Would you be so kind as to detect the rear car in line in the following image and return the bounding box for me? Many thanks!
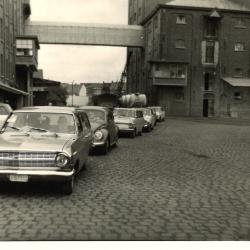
[0,106,93,195]
[148,106,166,122]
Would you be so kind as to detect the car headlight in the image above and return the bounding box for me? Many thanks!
[94,131,104,141]
[55,153,70,168]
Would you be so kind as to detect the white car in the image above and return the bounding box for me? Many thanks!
[0,103,12,129]
[148,106,166,122]
[114,108,145,138]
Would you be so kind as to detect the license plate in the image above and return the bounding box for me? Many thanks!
[9,175,29,183]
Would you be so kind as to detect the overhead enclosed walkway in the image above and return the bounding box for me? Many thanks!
[25,21,145,47]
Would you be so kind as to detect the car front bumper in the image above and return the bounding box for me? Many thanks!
[92,141,106,148]
[0,169,75,183]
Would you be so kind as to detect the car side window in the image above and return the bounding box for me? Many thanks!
[108,112,114,122]
[79,113,91,133]
[75,114,83,133]
[82,113,91,129]
[0,107,8,115]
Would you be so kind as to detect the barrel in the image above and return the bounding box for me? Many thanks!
[119,94,147,108]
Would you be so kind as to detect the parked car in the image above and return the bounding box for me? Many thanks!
[139,108,157,132]
[0,106,93,195]
[0,103,12,129]
[79,106,119,154]
[114,108,145,138]
[149,108,158,126]
[148,106,166,122]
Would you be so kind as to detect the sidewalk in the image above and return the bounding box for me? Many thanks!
[167,116,250,126]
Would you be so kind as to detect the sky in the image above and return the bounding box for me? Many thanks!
[30,0,128,84]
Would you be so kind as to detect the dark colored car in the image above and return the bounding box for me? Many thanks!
[79,106,119,154]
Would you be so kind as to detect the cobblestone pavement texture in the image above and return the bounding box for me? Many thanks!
[0,119,250,241]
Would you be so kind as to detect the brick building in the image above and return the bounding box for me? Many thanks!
[127,0,250,118]
[0,0,39,109]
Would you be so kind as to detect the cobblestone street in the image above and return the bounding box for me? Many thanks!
[0,118,250,241]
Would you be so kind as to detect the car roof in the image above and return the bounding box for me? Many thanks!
[0,103,13,112]
[14,106,78,114]
[115,108,137,111]
[78,106,109,112]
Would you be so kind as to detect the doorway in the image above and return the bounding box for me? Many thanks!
[203,94,215,117]
[203,99,209,117]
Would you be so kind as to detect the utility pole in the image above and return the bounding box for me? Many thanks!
[72,80,75,107]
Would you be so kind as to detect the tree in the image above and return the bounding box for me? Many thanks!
[46,86,68,106]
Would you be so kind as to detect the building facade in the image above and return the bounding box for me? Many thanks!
[127,0,250,118]
[0,0,39,109]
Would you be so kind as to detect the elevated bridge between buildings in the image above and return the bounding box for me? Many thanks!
[25,21,145,48]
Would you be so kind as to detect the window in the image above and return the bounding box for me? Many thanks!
[234,68,244,78]
[168,64,186,78]
[0,107,8,115]
[206,18,218,37]
[175,39,186,49]
[233,18,246,28]
[205,41,215,63]
[234,42,245,51]
[138,8,142,16]
[176,15,187,24]
[76,115,83,133]
[175,92,185,101]
[234,92,242,100]
[154,15,158,29]
[16,39,33,56]
[204,73,214,91]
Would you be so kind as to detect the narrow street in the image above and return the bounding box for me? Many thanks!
[0,119,249,241]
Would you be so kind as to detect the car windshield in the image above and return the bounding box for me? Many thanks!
[143,109,152,116]
[114,109,136,118]
[3,112,76,134]
[154,107,161,112]
[84,110,106,125]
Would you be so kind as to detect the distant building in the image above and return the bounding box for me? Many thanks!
[127,0,250,118]
[63,83,89,107]
[32,70,61,106]
[0,0,39,109]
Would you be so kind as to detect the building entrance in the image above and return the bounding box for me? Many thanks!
[203,94,215,117]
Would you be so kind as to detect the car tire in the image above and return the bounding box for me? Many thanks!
[61,177,74,195]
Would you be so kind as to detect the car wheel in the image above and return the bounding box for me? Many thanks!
[61,177,74,195]
[101,140,110,155]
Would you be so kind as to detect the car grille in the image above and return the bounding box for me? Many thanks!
[0,152,56,168]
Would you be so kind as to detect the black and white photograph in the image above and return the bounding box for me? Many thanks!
[0,0,250,244]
